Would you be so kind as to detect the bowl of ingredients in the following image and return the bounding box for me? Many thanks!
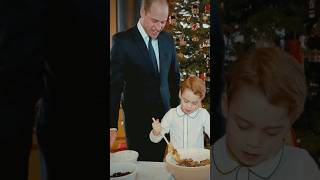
[110,162,137,180]
[165,148,210,180]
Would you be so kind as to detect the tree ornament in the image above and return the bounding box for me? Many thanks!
[179,35,187,46]
[186,15,192,22]
[202,15,209,23]
[169,13,177,26]
[192,4,199,15]
[177,52,184,61]
[204,3,210,14]
[192,36,199,42]
[191,23,200,30]
[199,73,206,81]
[308,0,316,18]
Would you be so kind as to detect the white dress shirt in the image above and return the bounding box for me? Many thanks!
[149,105,210,149]
[137,20,160,72]
[211,136,320,180]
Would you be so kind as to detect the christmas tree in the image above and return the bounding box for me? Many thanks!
[165,0,211,110]
[218,0,305,65]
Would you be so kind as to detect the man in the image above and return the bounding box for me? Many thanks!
[110,0,180,161]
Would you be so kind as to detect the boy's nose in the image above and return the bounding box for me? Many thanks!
[246,133,263,148]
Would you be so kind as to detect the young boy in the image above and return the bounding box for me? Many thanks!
[212,47,320,179]
[150,75,210,150]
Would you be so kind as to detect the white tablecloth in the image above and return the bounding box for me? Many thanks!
[135,161,173,180]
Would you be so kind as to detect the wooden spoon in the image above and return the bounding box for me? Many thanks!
[170,145,181,163]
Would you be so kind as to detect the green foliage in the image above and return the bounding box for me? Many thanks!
[166,0,210,75]
[166,0,211,111]
[221,0,305,44]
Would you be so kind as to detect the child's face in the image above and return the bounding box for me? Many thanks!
[222,85,292,166]
[180,88,202,114]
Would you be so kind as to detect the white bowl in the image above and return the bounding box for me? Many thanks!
[165,148,210,180]
[110,150,139,164]
[110,162,137,180]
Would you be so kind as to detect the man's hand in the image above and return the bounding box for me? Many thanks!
[110,129,118,148]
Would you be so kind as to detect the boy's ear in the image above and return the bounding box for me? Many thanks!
[221,92,229,119]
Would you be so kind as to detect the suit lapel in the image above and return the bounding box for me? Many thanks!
[131,26,157,74]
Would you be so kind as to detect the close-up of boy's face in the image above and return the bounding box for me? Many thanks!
[222,85,292,166]
[180,88,202,114]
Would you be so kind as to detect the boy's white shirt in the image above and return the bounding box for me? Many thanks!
[211,136,320,180]
[149,105,210,149]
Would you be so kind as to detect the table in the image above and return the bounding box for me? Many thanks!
[135,161,173,180]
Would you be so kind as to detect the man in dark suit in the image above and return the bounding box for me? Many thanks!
[110,0,180,161]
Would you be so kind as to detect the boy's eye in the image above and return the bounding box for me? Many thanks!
[265,129,282,137]
[237,123,251,130]
[234,116,252,130]
[235,119,251,130]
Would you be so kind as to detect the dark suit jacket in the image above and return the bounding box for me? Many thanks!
[110,26,180,129]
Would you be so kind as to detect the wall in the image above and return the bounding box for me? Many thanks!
[110,0,117,47]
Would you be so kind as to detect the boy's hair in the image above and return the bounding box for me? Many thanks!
[141,0,169,13]
[225,47,307,121]
[181,75,206,100]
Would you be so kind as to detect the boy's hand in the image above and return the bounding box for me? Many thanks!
[152,118,162,136]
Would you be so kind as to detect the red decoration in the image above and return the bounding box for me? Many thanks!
[199,73,206,81]
[191,23,200,31]
[118,142,127,151]
[287,39,303,64]
[205,4,210,14]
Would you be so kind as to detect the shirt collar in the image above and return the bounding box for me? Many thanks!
[176,105,200,119]
[137,19,150,40]
[213,135,284,179]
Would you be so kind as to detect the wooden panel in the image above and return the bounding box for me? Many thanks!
[110,0,117,47]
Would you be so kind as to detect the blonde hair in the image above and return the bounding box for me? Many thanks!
[225,47,307,121]
[181,75,206,100]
